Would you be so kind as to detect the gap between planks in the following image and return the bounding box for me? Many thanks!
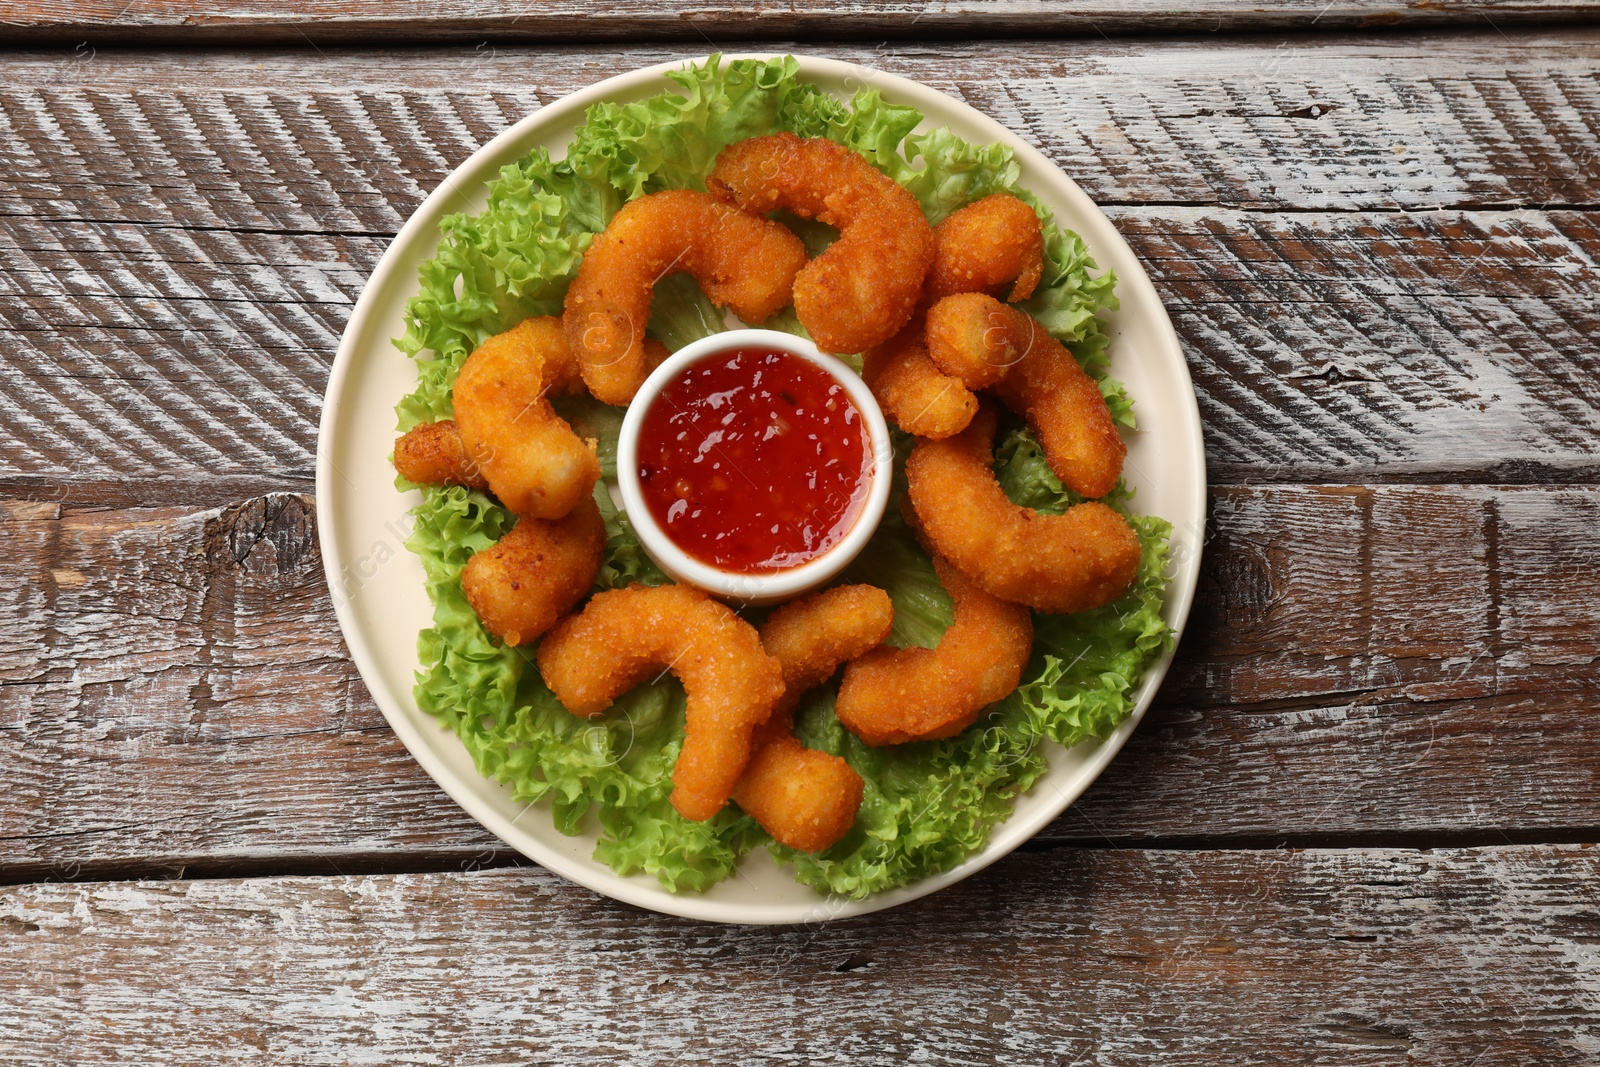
[8,1,1600,45]
[5,826,1600,892]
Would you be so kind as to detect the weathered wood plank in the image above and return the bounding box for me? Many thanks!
[1066,482,1600,843]
[7,0,1600,44]
[4,34,1600,223]
[1,846,1596,1063]
[4,205,1595,498]
[2,36,1598,496]
[0,219,372,495]
[0,494,497,881]
[1119,206,1600,484]
[2,485,1595,878]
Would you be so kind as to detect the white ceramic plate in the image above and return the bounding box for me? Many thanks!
[317,54,1205,925]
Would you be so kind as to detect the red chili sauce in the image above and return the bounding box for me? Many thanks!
[636,346,872,573]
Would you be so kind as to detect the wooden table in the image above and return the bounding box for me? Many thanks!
[3,4,1598,1062]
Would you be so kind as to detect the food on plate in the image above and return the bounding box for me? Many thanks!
[732,584,893,851]
[400,322,607,646]
[563,188,808,404]
[757,586,896,711]
[396,56,1174,900]
[835,558,1032,745]
[924,291,1019,391]
[905,403,1141,614]
[708,132,934,354]
[860,317,978,440]
[634,344,872,572]
[536,583,785,822]
[452,316,602,519]
[459,495,605,646]
[393,419,486,489]
[925,193,1044,304]
[925,293,1125,499]
[860,194,1042,437]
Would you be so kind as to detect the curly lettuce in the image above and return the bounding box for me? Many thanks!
[396,54,1172,899]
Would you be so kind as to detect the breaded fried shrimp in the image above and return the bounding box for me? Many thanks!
[708,133,934,354]
[926,194,1044,303]
[834,559,1032,746]
[393,419,487,489]
[460,495,604,646]
[857,195,1039,439]
[453,316,602,520]
[563,188,807,404]
[537,584,785,822]
[860,318,977,439]
[512,313,586,395]
[922,291,1017,391]
[735,736,865,853]
[904,404,1141,614]
[925,293,1125,499]
[759,585,896,705]
[732,585,893,852]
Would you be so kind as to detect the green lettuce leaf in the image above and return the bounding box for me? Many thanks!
[592,481,667,591]
[776,684,1047,898]
[395,149,605,429]
[407,484,745,891]
[646,273,726,351]
[842,506,952,650]
[568,56,847,197]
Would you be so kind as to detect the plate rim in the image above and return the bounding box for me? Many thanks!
[317,51,1206,925]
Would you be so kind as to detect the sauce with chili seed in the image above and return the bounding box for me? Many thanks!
[635,347,872,573]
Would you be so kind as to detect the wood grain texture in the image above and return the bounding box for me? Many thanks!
[0,25,1593,1049]
[3,485,1596,879]
[0,493,497,882]
[0,219,373,497]
[1064,482,1600,844]
[1118,207,1600,483]
[6,0,1600,44]
[3,207,1597,494]
[2,846,1597,1063]
[7,35,1600,215]
[2,36,1599,497]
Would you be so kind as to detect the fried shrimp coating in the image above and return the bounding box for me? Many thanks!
[860,317,977,439]
[393,419,487,489]
[904,404,1141,615]
[924,294,1125,498]
[460,495,604,647]
[732,585,892,852]
[563,188,807,404]
[708,132,934,354]
[925,194,1044,304]
[834,559,1032,747]
[759,585,897,706]
[922,291,1020,391]
[856,195,1041,439]
[537,583,785,822]
[452,316,601,520]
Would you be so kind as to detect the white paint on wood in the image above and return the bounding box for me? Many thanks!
[0,846,1596,1063]
[4,205,1598,486]
[3,35,1600,212]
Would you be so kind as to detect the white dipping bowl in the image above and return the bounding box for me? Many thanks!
[616,328,893,606]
